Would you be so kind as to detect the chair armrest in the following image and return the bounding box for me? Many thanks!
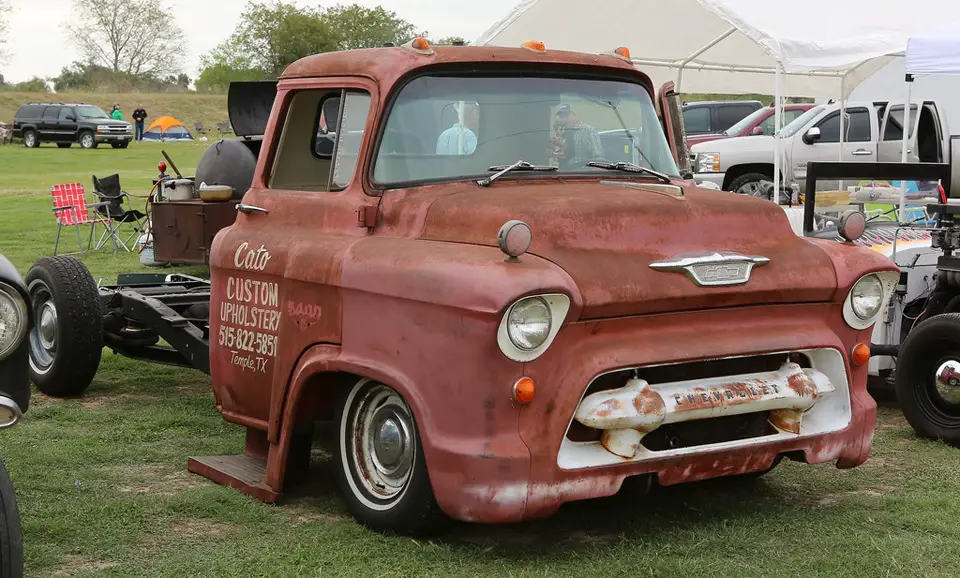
[52,205,76,213]
[87,201,111,210]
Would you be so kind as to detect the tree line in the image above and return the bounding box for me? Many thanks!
[0,0,467,93]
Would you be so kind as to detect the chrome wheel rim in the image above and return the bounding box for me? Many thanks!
[935,359,960,404]
[24,133,35,147]
[346,383,415,503]
[737,181,763,196]
[81,134,93,148]
[28,280,56,375]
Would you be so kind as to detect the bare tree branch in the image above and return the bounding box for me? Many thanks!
[64,0,187,78]
[0,0,12,66]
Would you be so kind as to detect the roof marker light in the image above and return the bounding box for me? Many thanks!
[614,46,631,59]
[403,37,434,55]
[521,40,546,52]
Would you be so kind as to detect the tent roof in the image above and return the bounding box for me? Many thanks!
[146,116,186,132]
[906,24,960,76]
[475,0,960,98]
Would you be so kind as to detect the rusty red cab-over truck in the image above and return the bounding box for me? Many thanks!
[25,38,899,535]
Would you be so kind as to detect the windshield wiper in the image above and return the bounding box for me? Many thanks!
[477,160,557,187]
[587,160,672,184]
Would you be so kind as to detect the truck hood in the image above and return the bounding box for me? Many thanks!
[414,180,838,319]
[690,135,775,154]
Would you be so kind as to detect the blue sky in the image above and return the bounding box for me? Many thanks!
[3,0,519,83]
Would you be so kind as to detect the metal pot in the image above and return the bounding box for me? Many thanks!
[199,183,234,202]
[162,178,195,201]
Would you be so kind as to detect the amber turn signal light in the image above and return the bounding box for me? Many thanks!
[521,40,546,52]
[411,37,430,51]
[614,46,631,59]
[513,377,536,404]
[852,343,871,366]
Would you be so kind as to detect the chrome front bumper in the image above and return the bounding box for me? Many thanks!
[559,348,852,469]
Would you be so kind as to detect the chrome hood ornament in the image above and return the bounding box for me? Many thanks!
[650,251,770,287]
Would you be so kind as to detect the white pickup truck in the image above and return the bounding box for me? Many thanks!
[690,100,955,195]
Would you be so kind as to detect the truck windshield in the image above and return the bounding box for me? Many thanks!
[779,105,825,138]
[372,74,680,186]
[723,107,768,136]
[75,106,110,119]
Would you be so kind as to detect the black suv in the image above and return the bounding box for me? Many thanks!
[681,99,764,135]
[13,103,132,149]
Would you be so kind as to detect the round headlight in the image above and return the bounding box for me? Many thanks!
[0,283,28,360]
[850,274,884,320]
[507,297,552,351]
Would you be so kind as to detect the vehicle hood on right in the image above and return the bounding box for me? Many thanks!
[412,179,846,320]
[690,134,775,154]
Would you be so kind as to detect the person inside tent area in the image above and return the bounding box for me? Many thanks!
[553,103,603,169]
[111,104,124,121]
[132,104,148,142]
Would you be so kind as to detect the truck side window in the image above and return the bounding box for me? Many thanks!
[683,107,711,134]
[816,109,870,143]
[331,92,372,189]
[883,105,919,141]
[268,89,371,192]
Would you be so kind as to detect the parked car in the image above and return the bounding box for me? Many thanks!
[682,99,763,136]
[686,103,815,147]
[0,252,31,577]
[690,99,952,195]
[12,103,132,149]
[26,40,897,537]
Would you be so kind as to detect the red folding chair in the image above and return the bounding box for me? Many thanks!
[50,183,115,255]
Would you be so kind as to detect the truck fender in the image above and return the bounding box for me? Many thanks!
[266,343,434,489]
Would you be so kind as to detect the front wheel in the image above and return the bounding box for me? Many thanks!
[26,256,103,397]
[728,172,771,197]
[79,131,97,149]
[21,130,37,148]
[894,313,960,446]
[335,379,443,536]
[0,460,23,577]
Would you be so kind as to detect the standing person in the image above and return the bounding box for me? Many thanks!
[132,104,148,142]
[554,103,603,169]
[110,104,124,121]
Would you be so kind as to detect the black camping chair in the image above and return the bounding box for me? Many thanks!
[91,174,148,254]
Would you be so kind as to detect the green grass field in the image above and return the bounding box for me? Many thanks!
[3,142,960,577]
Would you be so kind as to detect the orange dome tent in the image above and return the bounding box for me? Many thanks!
[142,116,194,141]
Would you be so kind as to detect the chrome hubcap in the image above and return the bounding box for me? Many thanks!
[25,133,34,146]
[82,135,92,147]
[935,360,960,404]
[738,181,762,196]
[28,280,56,374]
[348,384,415,501]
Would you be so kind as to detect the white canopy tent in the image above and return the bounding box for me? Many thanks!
[476,0,960,198]
[892,24,960,219]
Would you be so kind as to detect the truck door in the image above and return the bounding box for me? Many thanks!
[57,107,77,144]
[39,106,60,142]
[657,81,689,173]
[208,80,376,430]
[878,104,920,163]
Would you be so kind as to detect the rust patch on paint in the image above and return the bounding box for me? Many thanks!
[787,372,817,398]
[595,398,623,417]
[770,408,802,434]
[632,386,666,422]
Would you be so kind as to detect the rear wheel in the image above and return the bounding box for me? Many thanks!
[335,379,443,536]
[21,130,37,148]
[25,256,103,397]
[894,313,960,446]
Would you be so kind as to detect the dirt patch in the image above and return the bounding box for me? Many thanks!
[80,393,165,409]
[816,488,892,507]
[289,511,350,525]
[109,464,211,497]
[52,555,120,576]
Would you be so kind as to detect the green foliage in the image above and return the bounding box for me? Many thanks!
[432,36,470,46]
[0,77,49,92]
[50,62,190,93]
[323,4,423,50]
[195,2,427,89]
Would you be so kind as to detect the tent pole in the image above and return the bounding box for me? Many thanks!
[675,27,736,92]
[899,74,914,223]
[774,63,782,203]
[839,76,845,162]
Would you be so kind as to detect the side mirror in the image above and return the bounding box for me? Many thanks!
[803,127,821,145]
[751,126,764,135]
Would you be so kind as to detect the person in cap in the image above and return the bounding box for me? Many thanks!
[554,103,603,169]
[132,104,148,141]
[110,104,124,121]
[436,102,479,155]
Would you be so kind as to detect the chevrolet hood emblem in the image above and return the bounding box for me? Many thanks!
[650,251,770,287]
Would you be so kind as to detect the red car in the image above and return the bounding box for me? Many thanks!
[687,104,815,147]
